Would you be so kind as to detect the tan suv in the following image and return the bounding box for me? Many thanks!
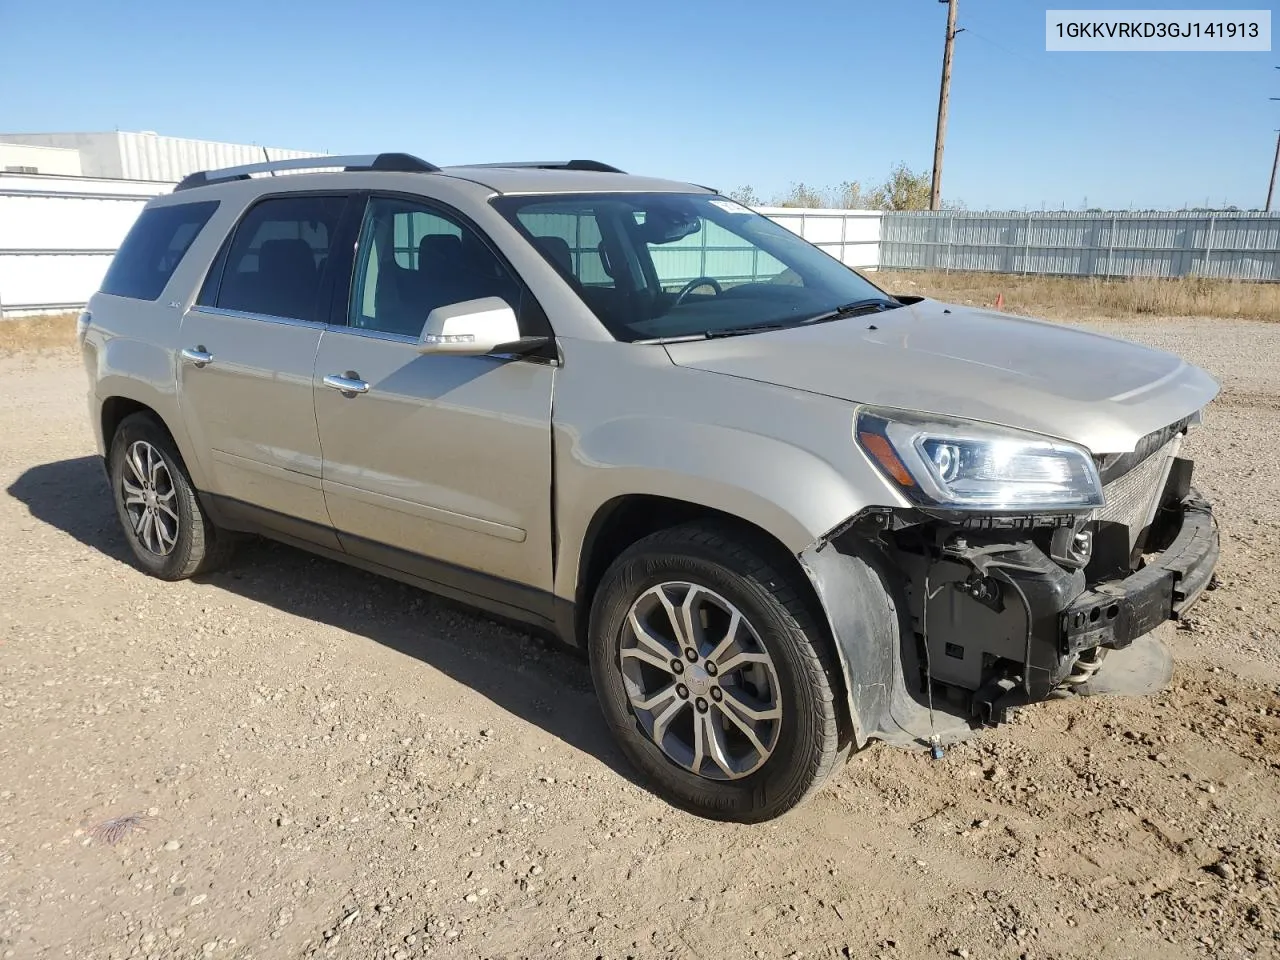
[82,153,1220,821]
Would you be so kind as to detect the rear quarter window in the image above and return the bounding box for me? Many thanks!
[99,200,220,301]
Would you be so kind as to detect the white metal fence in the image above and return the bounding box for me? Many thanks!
[879,210,1280,281]
[0,173,171,315]
[753,206,882,272]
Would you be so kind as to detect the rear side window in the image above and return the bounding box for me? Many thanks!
[208,195,346,322]
[100,200,219,301]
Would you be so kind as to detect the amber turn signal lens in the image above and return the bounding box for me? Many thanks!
[858,431,916,487]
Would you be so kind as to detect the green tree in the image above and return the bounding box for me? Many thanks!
[833,180,887,210]
[877,163,933,211]
[734,165,953,211]
[774,182,830,208]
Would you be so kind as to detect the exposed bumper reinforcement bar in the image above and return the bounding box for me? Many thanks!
[1062,491,1219,655]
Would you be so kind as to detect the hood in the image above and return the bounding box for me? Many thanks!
[663,299,1219,453]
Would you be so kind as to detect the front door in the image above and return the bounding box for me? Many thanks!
[313,195,556,616]
[177,193,350,545]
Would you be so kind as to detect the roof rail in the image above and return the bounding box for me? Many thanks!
[173,152,439,191]
[452,160,626,174]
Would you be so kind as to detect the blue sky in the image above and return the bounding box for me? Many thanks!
[1,0,1276,209]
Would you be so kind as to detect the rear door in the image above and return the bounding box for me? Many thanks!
[312,193,556,617]
[177,192,351,546]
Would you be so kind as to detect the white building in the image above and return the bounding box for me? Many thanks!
[0,142,83,176]
[0,131,325,182]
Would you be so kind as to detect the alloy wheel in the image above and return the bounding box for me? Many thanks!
[120,440,179,556]
[619,582,782,780]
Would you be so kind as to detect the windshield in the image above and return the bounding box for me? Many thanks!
[492,193,892,342]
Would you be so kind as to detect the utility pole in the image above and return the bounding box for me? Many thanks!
[930,0,960,211]
[1269,71,1280,211]
[1267,130,1280,212]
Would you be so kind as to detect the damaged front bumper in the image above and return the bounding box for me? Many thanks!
[800,464,1219,749]
[1062,491,1217,655]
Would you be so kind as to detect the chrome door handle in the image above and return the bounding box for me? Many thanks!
[323,373,370,395]
[180,346,213,367]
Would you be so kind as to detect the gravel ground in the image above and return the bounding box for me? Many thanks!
[0,317,1277,960]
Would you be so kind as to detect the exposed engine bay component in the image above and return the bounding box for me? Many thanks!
[1063,646,1108,686]
[800,435,1218,750]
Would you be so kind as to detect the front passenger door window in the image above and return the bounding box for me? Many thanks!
[349,197,522,338]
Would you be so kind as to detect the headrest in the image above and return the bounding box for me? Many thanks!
[533,235,573,274]
[418,233,464,269]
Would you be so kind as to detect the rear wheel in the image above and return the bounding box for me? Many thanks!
[108,413,233,580]
[589,522,844,822]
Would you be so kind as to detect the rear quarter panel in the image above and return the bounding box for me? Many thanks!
[87,293,203,479]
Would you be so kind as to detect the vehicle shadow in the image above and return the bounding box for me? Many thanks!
[7,454,137,564]
[6,456,643,790]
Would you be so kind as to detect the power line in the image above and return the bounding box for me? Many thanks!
[961,25,1073,83]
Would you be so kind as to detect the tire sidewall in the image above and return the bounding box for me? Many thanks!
[590,539,834,822]
[109,417,201,579]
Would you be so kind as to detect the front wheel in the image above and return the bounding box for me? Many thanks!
[588,522,845,822]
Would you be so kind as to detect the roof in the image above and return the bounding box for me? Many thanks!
[438,165,710,195]
[167,152,712,198]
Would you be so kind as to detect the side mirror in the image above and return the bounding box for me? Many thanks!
[417,297,522,356]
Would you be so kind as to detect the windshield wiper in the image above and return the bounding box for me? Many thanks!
[647,298,904,343]
[701,322,790,340]
[797,297,904,326]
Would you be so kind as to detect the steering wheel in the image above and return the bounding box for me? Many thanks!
[672,276,723,307]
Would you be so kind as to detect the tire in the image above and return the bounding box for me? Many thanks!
[108,412,233,580]
[588,521,844,822]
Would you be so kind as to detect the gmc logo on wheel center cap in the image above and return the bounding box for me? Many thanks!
[686,664,712,696]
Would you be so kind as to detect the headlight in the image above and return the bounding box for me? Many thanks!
[855,407,1103,510]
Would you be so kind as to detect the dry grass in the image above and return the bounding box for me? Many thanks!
[877,271,1280,322]
[0,311,79,354]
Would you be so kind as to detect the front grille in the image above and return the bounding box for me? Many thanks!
[1098,437,1180,554]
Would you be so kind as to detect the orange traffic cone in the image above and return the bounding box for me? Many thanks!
[995,293,1005,311]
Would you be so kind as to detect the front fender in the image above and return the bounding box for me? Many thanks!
[551,337,908,606]
[554,415,871,604]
